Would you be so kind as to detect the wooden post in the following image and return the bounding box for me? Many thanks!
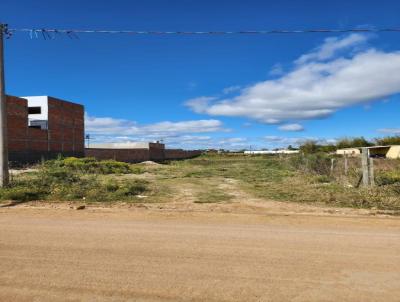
[361,148,369,187]
[369,157,375,187]
[330,158,335,176]
[0,24,9,187]
[344,155,348,176]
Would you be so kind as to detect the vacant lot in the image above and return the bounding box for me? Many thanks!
[2,154,400,213]
[1,156,399,301]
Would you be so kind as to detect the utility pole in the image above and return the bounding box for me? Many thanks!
[85,134,90,148]
[0,23,9,186]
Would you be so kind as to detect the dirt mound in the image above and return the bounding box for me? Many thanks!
[140,161,161,165]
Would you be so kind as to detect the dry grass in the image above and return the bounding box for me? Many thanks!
[144,154,400,211]
[2,154,400,211]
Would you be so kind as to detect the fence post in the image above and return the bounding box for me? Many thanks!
[330,158,335,175]
[361,148,370,187]
[369,157,375,187]
[344,155,348,176]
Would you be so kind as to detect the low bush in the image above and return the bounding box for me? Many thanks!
[289,153,332,176]
[0,187,44,202]
[44,157,143,175]
[0,163,149,202]
[376,171,400,186]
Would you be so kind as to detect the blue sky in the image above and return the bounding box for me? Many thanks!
[2,0,400,149]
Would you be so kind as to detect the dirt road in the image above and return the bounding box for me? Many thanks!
[0,207,399,302]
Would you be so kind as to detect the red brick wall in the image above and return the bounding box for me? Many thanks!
[47,96,84,154]
[86,147,201,163]
[85,148,150,163]
[165,149,202,160]
[6,95,84,163]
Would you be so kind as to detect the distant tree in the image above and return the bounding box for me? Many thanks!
[318,144,336,153]
[287,145,297,150]
[299,140,319,154]
[375,136,400,146]
[336,137,373,149]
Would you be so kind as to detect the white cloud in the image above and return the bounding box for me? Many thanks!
[269,63,284,76]
[165,136,248,150]
[295,33,368,64]
[219,137,247,144]
[85,114,225,141]
[263,135,335,147]
[222,85,241,94]
[377,128,400,135]
[264,136,302,145]
[278,123,304,132]
[186,34,400,125]
[185,96,217,113]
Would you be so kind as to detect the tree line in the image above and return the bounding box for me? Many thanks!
[298,136,400,154]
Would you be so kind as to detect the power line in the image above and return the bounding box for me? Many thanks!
[3,26,400,39]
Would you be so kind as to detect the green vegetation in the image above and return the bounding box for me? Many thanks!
[1,157,147,202]
[44,156,143,174]
[376,136,400,146]
[158,154,400,211]
[335,137,374,149]
[297,135,400,155]
[1,154,399,212]
[194,189,233,203]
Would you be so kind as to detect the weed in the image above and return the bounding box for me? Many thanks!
[195,189,233,203]
[44,157,143,175]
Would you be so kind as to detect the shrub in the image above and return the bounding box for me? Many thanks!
[336,137,373,149]
[314,175,332,183]
[0,187,44,202]
[290,153,332,175]
[44,157,142,174]
[0,162,149,202]
[115,180,148,197]
[375,136,400,146]
[376,171,400,186]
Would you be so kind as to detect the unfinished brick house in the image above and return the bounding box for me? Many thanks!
[7,95,84,164]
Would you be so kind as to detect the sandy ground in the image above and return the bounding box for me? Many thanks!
[0,205,400,302]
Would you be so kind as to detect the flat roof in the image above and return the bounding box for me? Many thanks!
[338,145,400,150]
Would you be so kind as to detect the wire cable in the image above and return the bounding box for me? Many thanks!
[4,26,400,39]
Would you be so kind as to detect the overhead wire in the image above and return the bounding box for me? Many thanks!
[2,26,400,39]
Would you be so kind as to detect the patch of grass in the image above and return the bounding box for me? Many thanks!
[0,187,45,202]
[3,154,400,211]
[1,163,149,202]
[44,157,143,175]
[160,154,400,211]
[376,171,400,186]
[194,189,233,204]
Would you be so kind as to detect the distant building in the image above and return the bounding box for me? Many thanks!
[336,148,361,157]
[244,150,299,155]
[7,95,84,164]
[86,141,201,163]
[336,146,400,159]
[88,141,165,150]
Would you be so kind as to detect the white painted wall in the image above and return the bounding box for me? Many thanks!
[88,142,151,149]
[244,150,299,155]
[23,96,49,121]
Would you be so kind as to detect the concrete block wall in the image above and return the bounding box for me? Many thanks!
[165,149,202,160]
[6,95,85,164]
[85,148,150,163]
[86,146,202,163]
[47,96,85,154]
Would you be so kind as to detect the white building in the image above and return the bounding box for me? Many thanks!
[87,141,165,149]
[23,96,49,130]
[244,150,299,155]
[336,145,400,159]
